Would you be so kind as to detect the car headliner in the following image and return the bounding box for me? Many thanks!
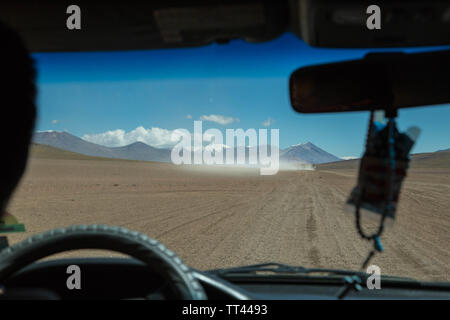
[1,0,450,53]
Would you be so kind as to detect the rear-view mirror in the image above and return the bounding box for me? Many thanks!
[289,50,450,113]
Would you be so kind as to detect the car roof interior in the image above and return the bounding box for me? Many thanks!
[1,0,450,52]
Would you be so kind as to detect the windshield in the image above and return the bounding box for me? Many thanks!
[6,33,450,283]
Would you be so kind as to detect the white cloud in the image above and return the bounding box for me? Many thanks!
[81,126,220,149]
[199,114,239,125]
[82,126,184,148]
[51,120,59,124]
[262,118,275,127]
[341,156,359,160]
[186,114,193,119]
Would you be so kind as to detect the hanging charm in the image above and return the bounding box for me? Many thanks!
[346,108,419,270]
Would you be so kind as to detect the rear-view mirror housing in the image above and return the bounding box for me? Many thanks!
[289,50,450,113]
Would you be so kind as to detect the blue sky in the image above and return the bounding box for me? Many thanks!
[33,33,450,158]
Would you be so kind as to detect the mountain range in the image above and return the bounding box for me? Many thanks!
[33,131,343,165]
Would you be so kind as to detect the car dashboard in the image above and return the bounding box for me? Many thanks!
[2,258,450,300]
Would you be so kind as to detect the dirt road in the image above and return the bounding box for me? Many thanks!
[7,158,450,281]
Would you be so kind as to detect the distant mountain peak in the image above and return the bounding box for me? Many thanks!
[280,142,341,164]
[289,141,314,147]
[128,141,149,147]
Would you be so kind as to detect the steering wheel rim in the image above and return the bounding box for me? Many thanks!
[0,224,207,300]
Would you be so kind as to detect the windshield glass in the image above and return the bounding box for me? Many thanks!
[7,33,450,283]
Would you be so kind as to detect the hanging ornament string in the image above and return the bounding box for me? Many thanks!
[355,109,396,270]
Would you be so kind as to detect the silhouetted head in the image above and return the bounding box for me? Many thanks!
[0,22,36,216]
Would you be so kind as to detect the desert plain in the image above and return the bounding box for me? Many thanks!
[6,145,450,282]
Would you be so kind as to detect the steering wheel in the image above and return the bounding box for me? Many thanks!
[0,225,207,300]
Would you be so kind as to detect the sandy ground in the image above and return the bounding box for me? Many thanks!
[6,158,450,282]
